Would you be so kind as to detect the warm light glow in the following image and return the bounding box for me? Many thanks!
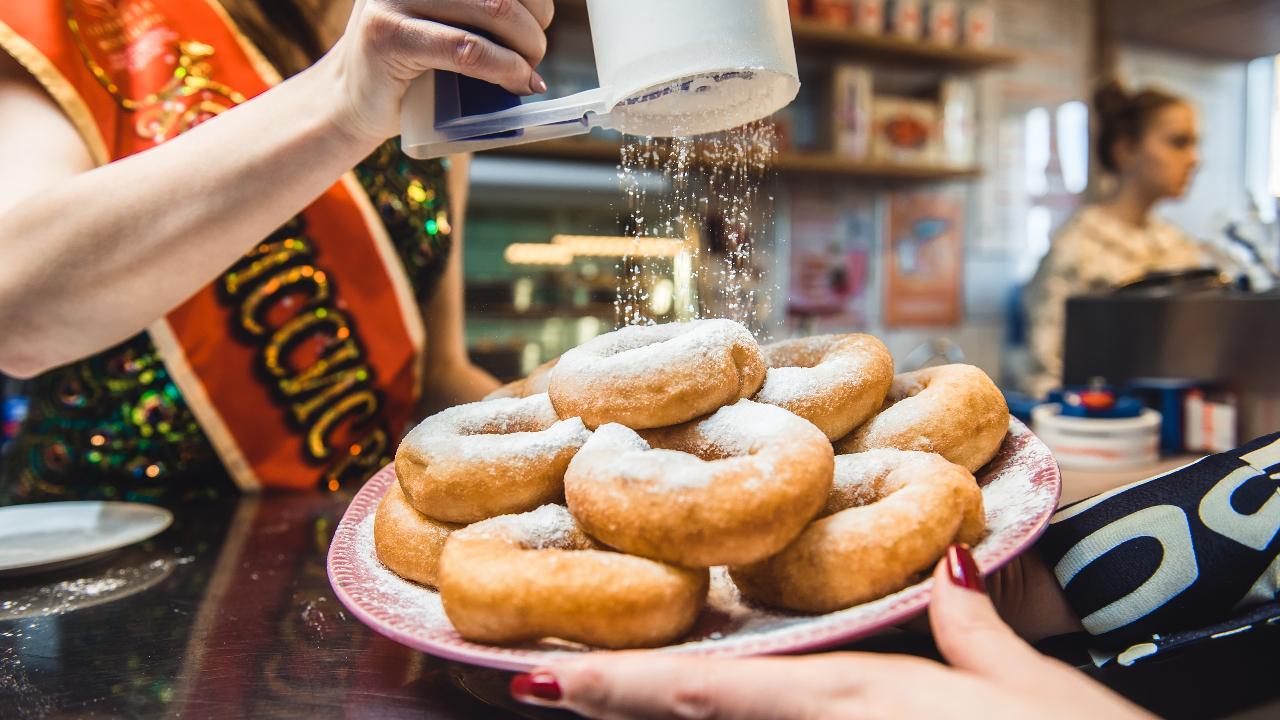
[551,235,691,258]
[576,316,602,345]
[1272,55,1280,198]
[521,343,541,375]
[1025,107,1050,196]
[503,243,573,266]
[505,236,696,267]
[673,250,696,319]
[407,180,428,204]
[513,277,535,311]
[1057,101,1089,194]
[650,279,675,316]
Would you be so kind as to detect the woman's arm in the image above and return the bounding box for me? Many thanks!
[418,153,500,416]
[0,50,381,377]
[0,0,553,378]
[0,53,94,207]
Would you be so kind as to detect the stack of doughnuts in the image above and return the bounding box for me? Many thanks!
[374,318,1010,649]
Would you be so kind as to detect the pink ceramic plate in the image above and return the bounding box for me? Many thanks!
[328,418,1060,672]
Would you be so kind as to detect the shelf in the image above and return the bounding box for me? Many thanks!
[491,138,982,182]
[789,18,1019,70]
[551,1,1018,72]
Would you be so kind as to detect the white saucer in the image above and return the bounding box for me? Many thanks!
[0,501,173,577]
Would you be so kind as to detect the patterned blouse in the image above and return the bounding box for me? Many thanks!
[0,141,452,505]
[1021,205,1210,397]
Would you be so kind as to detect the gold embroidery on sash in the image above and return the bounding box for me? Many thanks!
[221,238,391,485]
[67,0,243,140]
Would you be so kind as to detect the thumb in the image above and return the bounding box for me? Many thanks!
[929,544,1050,683]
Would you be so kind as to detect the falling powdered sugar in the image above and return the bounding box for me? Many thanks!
[614,122,778,334]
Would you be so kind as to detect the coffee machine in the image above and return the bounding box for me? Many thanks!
[1063,283,1280,444]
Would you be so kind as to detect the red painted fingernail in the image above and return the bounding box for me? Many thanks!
[947,544,984,593]
[510,672,562,702]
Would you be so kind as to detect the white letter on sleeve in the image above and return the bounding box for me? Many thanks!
[1199,466,1280,552]
[1055,504,1198,635]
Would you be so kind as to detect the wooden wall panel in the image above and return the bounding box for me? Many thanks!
[1106,0,1280,60]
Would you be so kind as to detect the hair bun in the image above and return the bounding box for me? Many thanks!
[1093,80,1132,122]
[1092,79,1183,174]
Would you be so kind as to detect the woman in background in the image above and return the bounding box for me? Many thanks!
[1022,81,1211,398]
[0,0,556,503]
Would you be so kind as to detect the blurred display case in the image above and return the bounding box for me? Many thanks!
[462,157,728,380]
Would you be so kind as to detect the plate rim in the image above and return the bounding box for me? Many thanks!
[328,418,1061,671]
[0,501,174,574]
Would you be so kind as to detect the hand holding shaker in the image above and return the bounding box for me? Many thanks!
[401,0,802,159]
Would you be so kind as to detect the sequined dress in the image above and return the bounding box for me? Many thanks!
[0,141,452,505]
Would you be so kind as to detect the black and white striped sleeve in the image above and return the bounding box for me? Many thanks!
[1036,433,1280,666]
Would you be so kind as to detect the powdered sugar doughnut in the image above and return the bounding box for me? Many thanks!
[373,480,460,588]
[835,364,1009,472]
[548,319,766,429]
[395,394,591,524]
[484,358,558,401]
[438,505,709,648]
[754,334,894,440]
[730,449,985,613]
[564,400,833,567]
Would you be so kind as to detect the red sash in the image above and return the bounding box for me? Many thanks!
[0,0,426,491]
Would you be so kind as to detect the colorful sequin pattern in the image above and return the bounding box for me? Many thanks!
[356,142,455,301]
[0,142,452,505]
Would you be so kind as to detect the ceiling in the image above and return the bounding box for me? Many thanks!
[1104,0,1280,60]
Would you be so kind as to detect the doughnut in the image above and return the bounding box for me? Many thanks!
[373,480,461,588]
[395,394,591,524]
[729,449,985,613]
[484,358,558,400]
[834,364,1009,472]
[547,319,766,429]
[754,334,894,441]
[564,400,833,568]
[438,505,709,648]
